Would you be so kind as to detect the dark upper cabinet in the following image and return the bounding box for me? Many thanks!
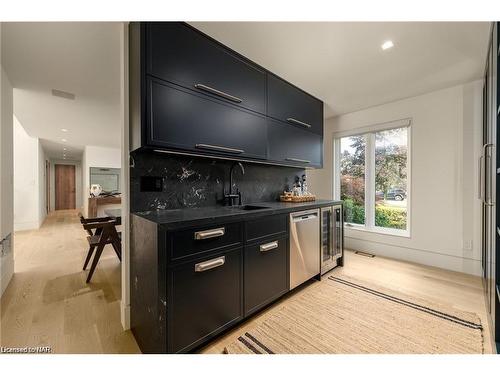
[267,118,323,168]
[148,78,267,160]
[146,23,266,115]
[130,22,324,169]
[267,74,323,135]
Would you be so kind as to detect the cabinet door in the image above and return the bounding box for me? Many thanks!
[244,237,288,316]
[268,74,323,135]
[267,118,322,168]
[146,22,266,114]
[169,248,242,353]
[148,78,267,160]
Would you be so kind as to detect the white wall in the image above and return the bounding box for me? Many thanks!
[308,81,483,276]
[13,116,45,231]
[1,60,15,296]
[82,145,121,217]
[49,159,83,212]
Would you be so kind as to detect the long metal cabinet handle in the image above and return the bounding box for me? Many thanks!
[260,241,279,252]
[285,157,311,164]
[194,227,225,240]
[478,156,483,200]
[196,144,244,154]
[484,143,495,206]
[194,84,242,103]
[292,214,318,222]
[287,117,312,128]
[195,256,225,272]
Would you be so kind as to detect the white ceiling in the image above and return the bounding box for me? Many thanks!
[1,22,491,160]
[1,22,121,161]
[39,138,83,161]
[191,22,491,117]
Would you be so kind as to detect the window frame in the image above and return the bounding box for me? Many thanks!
[333,118,412,238]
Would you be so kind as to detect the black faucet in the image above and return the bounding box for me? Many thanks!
[225,162,245,206]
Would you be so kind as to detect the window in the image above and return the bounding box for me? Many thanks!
[374,128,408,230]
[340,136,366,225]
[335,122,410,235]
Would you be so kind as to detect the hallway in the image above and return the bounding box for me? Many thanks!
[0,210,139,353]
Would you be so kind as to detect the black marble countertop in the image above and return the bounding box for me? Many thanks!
[132,199,341,229]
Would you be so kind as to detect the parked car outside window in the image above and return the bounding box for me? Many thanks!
[386,188,406,201]
[376,189,406,201]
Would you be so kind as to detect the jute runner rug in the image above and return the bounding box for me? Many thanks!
[224,275,484,354]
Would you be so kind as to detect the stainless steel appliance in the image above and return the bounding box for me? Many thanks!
[289,209,320,290]
[321,205,343,275]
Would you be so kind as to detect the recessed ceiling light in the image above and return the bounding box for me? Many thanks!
[63,148,67,151]
[61,139,67,142]
[381,40,394,50]
[61,128,68,132]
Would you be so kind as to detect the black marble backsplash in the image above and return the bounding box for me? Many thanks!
[130,151,305,212]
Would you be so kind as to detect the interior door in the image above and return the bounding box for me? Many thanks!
[45,160,50,213]
[55,164,76,210]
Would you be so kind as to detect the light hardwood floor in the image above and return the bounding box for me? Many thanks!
[0,209,140,353]
[0,210,492,354]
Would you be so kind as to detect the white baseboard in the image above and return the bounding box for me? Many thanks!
[14,220,40,232]
[346,237,482,276]
[121,301,131,330]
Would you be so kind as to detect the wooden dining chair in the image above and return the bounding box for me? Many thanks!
[79,214,122,283]
[79,214,110,268]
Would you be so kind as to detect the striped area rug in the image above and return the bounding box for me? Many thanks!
[224,275,484,354]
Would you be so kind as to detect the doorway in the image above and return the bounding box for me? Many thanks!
[55,164,76,210]
[45,160,50,214]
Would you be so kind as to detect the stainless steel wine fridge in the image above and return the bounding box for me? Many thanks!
[320,204,344,275]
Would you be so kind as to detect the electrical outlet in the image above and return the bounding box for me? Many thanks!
[463,240,473,251]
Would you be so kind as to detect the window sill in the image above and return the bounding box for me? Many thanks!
[344,224,410,238]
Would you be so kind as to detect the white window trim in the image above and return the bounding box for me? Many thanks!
[333,118,412,238]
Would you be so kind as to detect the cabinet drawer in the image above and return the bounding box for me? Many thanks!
[268,74,323,135]
[244,237,288,315]
[168,222,243,261]
[246,214,287,243]
[146,22,266,114]
[267,117,322,168]
[147,78,268,160]
[169,247,243,353]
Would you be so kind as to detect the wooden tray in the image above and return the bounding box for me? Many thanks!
[280,195,316,203]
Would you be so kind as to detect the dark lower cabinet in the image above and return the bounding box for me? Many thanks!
[131,204,342,353]
[168,221,243,261]
[267,117,322,168]
[168,247,243,353]
[244,237,288,316]
[148,78,268,160]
